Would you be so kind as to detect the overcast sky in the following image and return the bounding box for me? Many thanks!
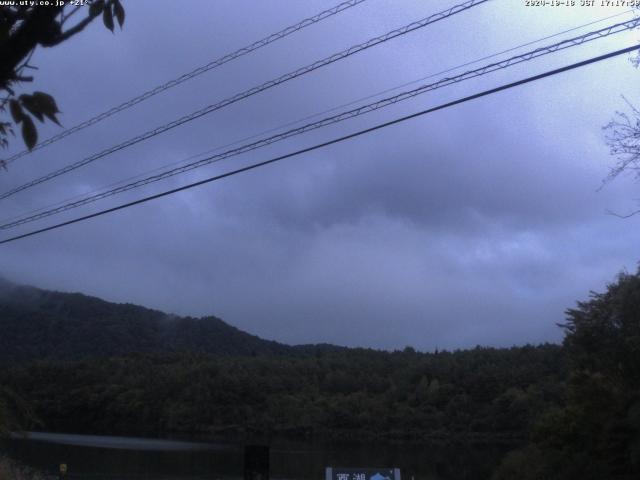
[1,0,639,351]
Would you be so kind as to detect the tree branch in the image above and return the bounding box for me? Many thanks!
[60,4,83,27]
[51,11,102,46]
[605,208,640,219]
[0,6,63,84]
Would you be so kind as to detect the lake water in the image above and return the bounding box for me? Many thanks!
[0,432,511,480]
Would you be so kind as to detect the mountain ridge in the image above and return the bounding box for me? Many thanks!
[0,280,323,362]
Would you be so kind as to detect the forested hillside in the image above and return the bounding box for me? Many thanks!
[2,270,638,479]
[0,279,291,360]
[0,278,566,442]
[493,270,640,479]
[1,345,565,441]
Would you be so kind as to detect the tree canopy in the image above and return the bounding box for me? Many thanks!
[0,1,125,158]
[494,268,640,479]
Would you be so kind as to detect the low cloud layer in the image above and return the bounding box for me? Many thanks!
[1,0,638,350]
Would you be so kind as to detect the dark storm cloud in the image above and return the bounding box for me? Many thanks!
[1,0,639,350]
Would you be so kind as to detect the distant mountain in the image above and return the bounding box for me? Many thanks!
[0,280,570,455]
[0,280,295,361]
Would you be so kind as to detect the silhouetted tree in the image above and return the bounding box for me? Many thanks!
[494,268,640,479]
[0,1,125,157]
[604,100,640,217]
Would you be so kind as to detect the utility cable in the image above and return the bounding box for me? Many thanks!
[1,44,637,246]
[2,8,631,227]
[2,0,370,165]
[0,0,489,200]
[1,17,637,231]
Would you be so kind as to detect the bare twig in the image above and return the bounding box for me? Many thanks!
[605,208,640,218]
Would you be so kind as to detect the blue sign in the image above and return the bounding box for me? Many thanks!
[326,467,400,480]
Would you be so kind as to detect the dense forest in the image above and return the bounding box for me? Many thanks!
[492,269,640,479]
[0,345,565,441]
[0,268,639,479]
[0,277,564,442]
[0,278,292,360]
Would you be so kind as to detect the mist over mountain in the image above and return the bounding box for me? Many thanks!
[0,279,570,462]
[0,280,297,361]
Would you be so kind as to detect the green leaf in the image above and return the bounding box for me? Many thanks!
[113,0,125,28]
[9,100,23,124]
[89,0,105,17]
[29,109,45,122]
[21,115,37,150]
[31,91,61,125]
[31,91,59,113]
[19,95,45,123]
[103,5,114,32]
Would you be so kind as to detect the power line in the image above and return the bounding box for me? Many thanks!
[3,17,636,229]
[307,9,635,120]
[1,44,637,246]
[2,0,369,165]
[3,8,630,228]
[0,0,490,200]
[2,17,637,231]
